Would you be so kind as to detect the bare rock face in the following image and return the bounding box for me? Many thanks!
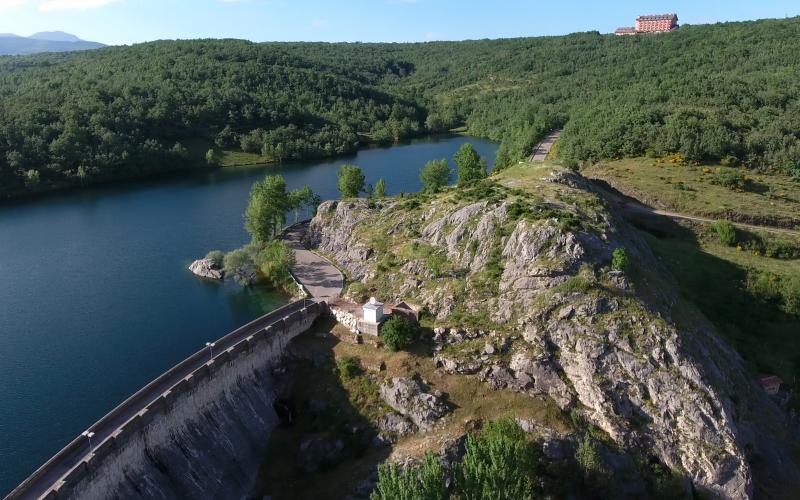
[376,412,416,439]
[379,378,450,431]
[480,352,574,410]
[188,258,223,280]
[307,199,377,281]
[305,169,799,498]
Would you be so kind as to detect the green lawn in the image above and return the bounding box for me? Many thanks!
[584,158,800,228]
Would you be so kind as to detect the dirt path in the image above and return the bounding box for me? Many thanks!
[529,130,562,161]
[590,179,800,237]
[283,223,344,301]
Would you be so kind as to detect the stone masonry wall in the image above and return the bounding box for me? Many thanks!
[46,303,322,500]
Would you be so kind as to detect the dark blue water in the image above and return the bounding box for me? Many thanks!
[0,135,497,494]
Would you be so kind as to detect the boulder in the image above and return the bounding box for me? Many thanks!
[379,378,450,431]
[376,412,416,438]
[434,354,482,375]
[188,258,223,280]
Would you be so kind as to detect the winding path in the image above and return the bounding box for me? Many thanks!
[589,179,800,237]
[284,222,344,300]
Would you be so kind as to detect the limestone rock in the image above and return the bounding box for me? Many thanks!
[305,166,799,498]
[188,258,223,280]
[376,412,416,438]
[379,378,450,431]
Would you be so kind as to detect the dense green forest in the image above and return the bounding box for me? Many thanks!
[2,16,800,197]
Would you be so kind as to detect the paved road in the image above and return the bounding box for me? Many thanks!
[589,178,800,237]
[8,299,314,500]
[283,223,344,301]
[529,130,562,161]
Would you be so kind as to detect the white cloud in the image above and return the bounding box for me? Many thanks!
[39,0,122,12]
[0,0,29,11]
[311,19,325,28]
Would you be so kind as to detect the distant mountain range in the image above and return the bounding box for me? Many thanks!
[0,31,105,56]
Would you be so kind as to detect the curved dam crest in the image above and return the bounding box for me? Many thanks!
[10,300,325,500]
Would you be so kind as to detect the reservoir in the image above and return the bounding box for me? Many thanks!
[0,135,497,494]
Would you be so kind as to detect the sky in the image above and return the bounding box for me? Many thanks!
[0,0,798,45]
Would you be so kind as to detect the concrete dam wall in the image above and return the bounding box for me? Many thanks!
[10,300,324,500]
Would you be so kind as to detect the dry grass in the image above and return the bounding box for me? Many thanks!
[584,158,800,227]
[255,317,570,499]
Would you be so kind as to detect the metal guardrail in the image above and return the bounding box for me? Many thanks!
[7,299,319,500]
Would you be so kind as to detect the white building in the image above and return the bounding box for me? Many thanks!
[362,297,385,324]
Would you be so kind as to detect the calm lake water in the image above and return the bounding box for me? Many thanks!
[0,135,497,494]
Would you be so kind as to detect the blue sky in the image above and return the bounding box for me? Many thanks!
[0,0,798,45]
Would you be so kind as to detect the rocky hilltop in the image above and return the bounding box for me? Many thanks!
[306,163,797,498]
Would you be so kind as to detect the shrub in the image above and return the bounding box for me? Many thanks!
[713,220,737,246]
[745,271,781,305]
[371,452,447,500]
[764,239,800,259]
[375,178,387,198]
[255,240,296,289]
[205,148,220,165]
[336,356,362,381]
[575,436,607,478]
[380,315,419,352]
[711,169,748,190]
[224,247,258,286]
[427,253,447,278]
[420,159,451,193]
[611,247,630,271]
[456,419,538,500]
[782,276,800,316]
[24,169,40,188]
[205,250,224,268]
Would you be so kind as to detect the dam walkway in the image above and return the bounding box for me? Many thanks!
[8,299,322,500]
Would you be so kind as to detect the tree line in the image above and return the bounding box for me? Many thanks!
[3,17,800,198]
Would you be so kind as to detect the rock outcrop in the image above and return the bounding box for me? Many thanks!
[306,167,799,498]
[188,258,224,280]
[379,377,450,431]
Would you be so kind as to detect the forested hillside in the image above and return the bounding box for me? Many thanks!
[0,40,423,197]
[2,17,800,198]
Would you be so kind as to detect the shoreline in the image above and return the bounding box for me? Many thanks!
[0,130,475,206]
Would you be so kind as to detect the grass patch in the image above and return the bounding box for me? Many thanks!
[640,224,800,391]
[584,158,800,228]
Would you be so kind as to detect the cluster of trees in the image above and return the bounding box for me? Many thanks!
[419,143,487,194]
[212,174,319,288]
[371,419,686,499]
[0,40,424,197]
[284,18,800,175]
[4,17,800,198]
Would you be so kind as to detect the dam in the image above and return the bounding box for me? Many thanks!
[8,299,326,500]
